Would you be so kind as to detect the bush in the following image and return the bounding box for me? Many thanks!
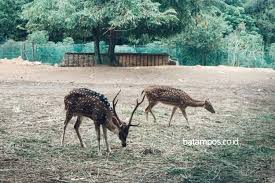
[63,37,74,44]
[27,31,49,44]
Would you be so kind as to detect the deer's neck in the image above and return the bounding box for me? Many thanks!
[105,116,122,134]
[105,121,120,134]
[188,99,205,107]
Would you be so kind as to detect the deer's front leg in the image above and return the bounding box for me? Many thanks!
[95,124,102,156]
[102,126,111,153]
[145,101,158,122]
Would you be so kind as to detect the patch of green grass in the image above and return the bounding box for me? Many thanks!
[167,167,189,175]
[50,145,97,159]
[12,137,50,158]
[108,149,142,164]
[163,112,274,182]
[165,138,273,182]
[257,113,275,123]
[13,137,49,144]
[166,151,199,164]
[10,137,97,160]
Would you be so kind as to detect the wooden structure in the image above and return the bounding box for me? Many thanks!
[116,53,169,67]
[62,52,171,67]
[62,53,96,67]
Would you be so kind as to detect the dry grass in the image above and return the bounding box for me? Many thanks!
[0,63,274,183]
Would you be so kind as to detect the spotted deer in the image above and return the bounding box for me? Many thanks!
[62,88,145,155]
[142,85,215,128]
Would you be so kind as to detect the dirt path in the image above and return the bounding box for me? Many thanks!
[0,60,274,182]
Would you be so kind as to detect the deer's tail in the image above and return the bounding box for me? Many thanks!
[64,95,70,110]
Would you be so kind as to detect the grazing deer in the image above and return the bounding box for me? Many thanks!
[142,85,215,128]
[62,88,145,155]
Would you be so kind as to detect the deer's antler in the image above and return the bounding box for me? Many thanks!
[128,95,145,127]
[112,90,122,123]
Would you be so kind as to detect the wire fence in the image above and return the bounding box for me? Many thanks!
[0,40,274,68]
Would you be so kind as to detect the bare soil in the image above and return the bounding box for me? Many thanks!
[0,59,274,183]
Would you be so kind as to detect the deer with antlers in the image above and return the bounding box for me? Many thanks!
[142,85,215,128]
[62,88,145,155]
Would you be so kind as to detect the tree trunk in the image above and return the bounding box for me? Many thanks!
[92,28,102,64]
[108,30,117,66]
[201,50,207,66]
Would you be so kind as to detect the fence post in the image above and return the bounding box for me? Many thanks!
[32,42,35,61]
[0,45,3,59]
[22,43,26,60]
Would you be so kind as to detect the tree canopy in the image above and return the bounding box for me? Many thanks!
[21,0,178,64]
[0,0,274,66]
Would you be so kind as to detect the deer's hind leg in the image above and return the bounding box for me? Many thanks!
[94,123,102,156]
[62,112,73,146]
[180,107,190,129]
[169,106,178,127]
[145,101,158,122]
[74,116,85,148]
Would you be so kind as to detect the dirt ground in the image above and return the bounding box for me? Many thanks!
[0,59,274,183]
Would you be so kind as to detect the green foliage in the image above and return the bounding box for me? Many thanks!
[27,30,49,44]
[225,23,265,67]
[0,39,23,59]
[21,0,179,64]
[270,43,275,58]
[105,0,178,29]
[244,0,275,48]
[22,0,81,42]
[181,15,229,51]
[224,5,257,32]
[0,0,30,42]
[156,0,200,30]
[63,37,74,44]
[21,0,178,42]
[166,14,230,65]
[0,0,274,67]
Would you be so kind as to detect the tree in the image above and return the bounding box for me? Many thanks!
[124,0,200,45]
[102,0,178,65]
[22,0,73,42]
[27,30,49,44]
[22,0,105,63]
[0,0,31,42]
[22,0,177,65]
[63,37,74,44]
[244,0,275,50]
[225,23,265,67]
[168,14,230,65]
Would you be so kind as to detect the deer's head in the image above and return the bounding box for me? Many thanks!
[204,99,215,113]
[112,90,145,147]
